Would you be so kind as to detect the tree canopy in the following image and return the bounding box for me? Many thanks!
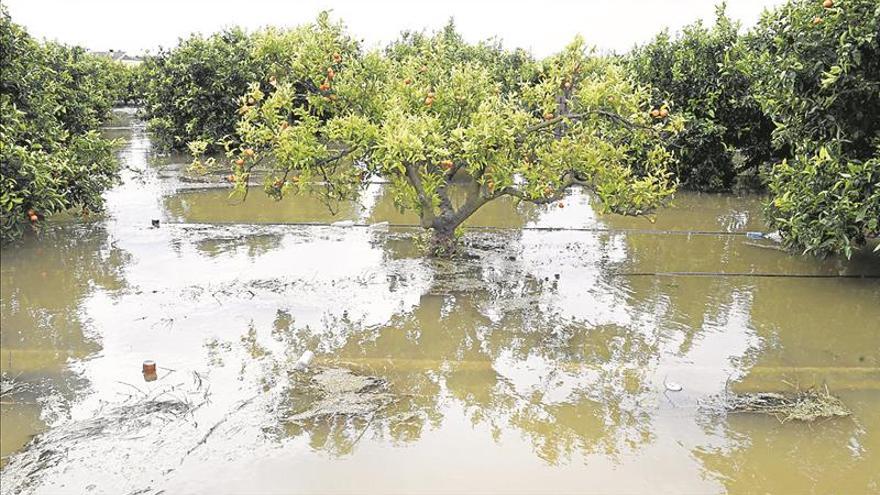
[192,16,682,254]
[625,4,778,191]
[742,0,880,257]
[0,6,122,242]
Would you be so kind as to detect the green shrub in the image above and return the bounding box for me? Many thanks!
[140,28,264,150]
[742,0,879,256]
[625,5,778,191]
[0,7,120,242]
[768,147,879,257]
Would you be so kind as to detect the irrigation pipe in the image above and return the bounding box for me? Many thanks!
[614,271,879,279]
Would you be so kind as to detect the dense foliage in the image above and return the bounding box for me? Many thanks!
[4,1,876,258]
[191,16,682,254]
[625,5,778,191]
[0,7,121,242]
[139,29,265,150]
[743,0,879,256]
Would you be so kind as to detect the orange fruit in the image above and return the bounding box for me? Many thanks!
[227,175,235,182]
[235,158,245,166]
[659,108,669,118]
[424,96,434,106]
[26,208,36,216]
[244,148,255,157]
[823,0,833,8]
[332,52,342,63]
[404,77,412,85]
[813,16,823,24]
[29,214,38,222]
[543,112,554,121]
[650,109,661,118]
[319,82,331,91]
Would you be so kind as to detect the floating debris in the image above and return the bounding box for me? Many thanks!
[664,381,683,392]
[294,350,315,371]
[286,367,394,423]
[0,373,28,401]
[704,388,851,423]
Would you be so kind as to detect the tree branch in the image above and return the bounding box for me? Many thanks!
[519,109,650,142]
[404,163,436,228]
[492,171,589,205]
[449,182,489,227]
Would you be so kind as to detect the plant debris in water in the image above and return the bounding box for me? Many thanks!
[705,387,851,423]
[286,367,395,423]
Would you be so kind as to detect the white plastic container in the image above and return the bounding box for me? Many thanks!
[294,350,315,370]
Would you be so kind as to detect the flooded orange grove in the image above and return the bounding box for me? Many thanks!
[1,110,879,494]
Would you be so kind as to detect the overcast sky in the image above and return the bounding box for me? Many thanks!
[5,0,785,57]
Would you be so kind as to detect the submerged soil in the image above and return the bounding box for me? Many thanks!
[1,109,879,494]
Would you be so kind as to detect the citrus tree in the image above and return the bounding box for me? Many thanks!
[742,0,879,256]
[625,5,778,191]
[192,17,681,255]
[140,28,264,150]
[1,7,120,242]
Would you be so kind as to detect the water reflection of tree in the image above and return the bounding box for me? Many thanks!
[617,209,880,492]
[694,403,879,494]
[193,231,286,259]
[1,224,128,373]
[272,258,659,464]
[0,224,129,456]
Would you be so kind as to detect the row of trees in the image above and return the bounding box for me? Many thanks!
[627,1,879,257]
[0,6,130,242]
[137,0,877,257]
[3,1,876,256]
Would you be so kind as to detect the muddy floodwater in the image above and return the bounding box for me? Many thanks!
[1,109,879,494]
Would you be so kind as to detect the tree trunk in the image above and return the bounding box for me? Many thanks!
[429,216,460,257]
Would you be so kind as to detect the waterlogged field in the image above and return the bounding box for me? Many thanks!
[1,110,879,494]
